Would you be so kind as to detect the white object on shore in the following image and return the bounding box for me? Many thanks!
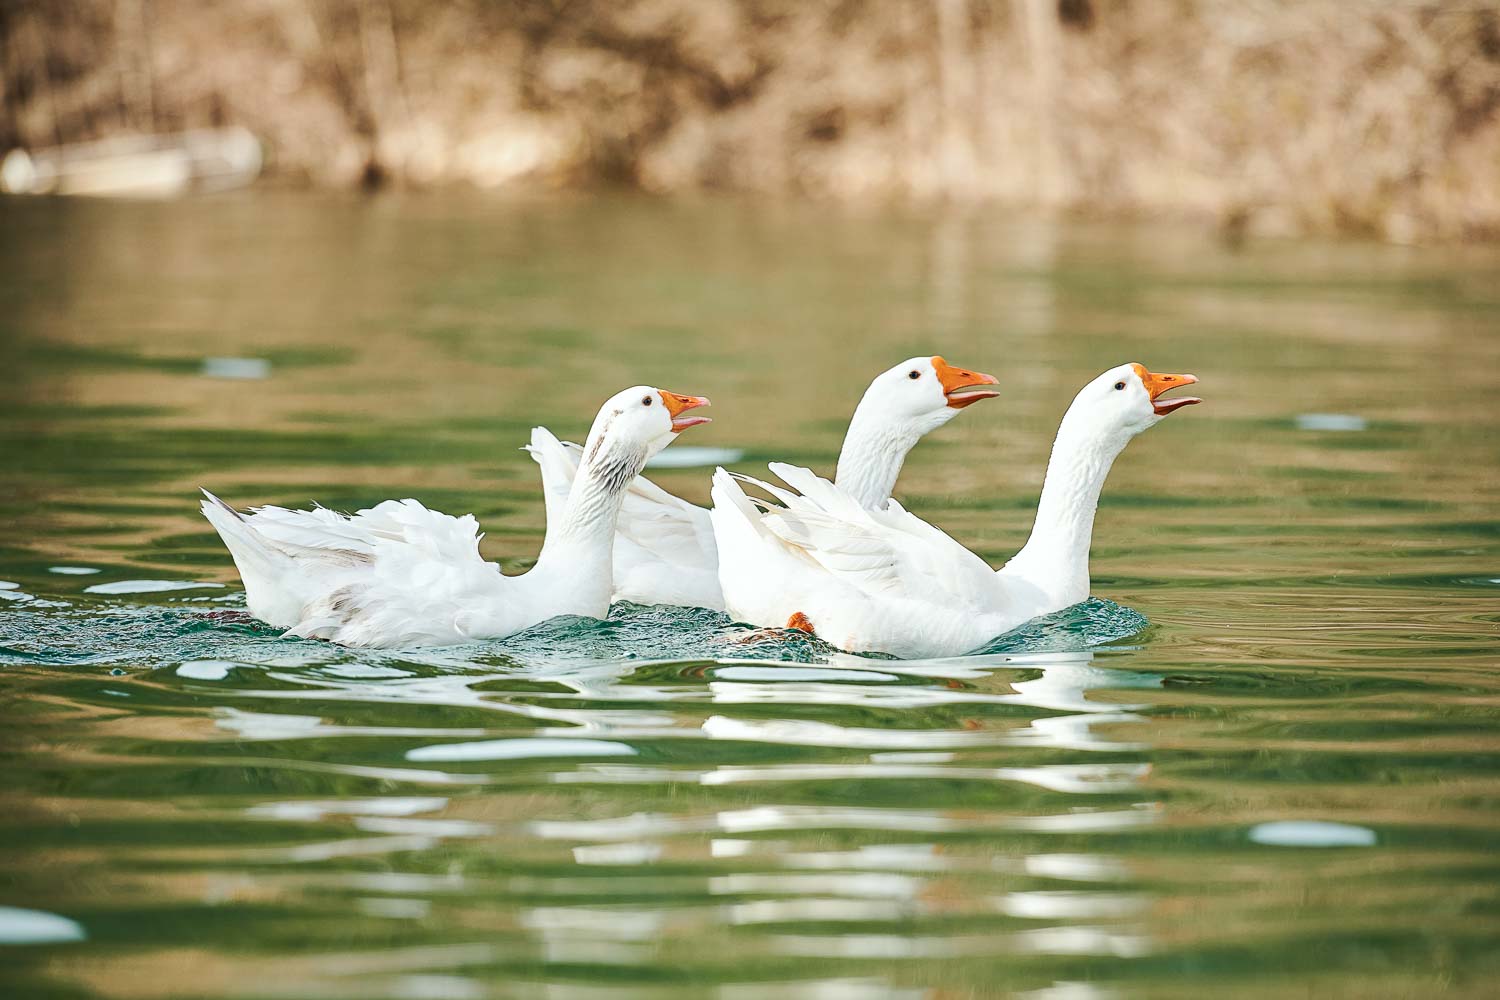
[1,127,261,198]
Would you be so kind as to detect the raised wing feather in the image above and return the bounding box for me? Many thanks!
[204,491,509,647]
[237,503,383,552]
[616,476,716,574]
[755,464,999,613]
[523,427,583,531]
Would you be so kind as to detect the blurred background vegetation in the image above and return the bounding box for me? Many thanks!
[2,0,1499,241]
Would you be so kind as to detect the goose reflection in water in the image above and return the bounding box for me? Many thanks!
[23,597,1167,995]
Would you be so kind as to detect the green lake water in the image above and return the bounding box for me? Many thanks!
[1,192,1498,998]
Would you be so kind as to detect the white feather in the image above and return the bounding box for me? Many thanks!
[201,490,510,647]
[528,429,723,609]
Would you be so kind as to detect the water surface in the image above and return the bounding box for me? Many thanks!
[2,193,1499,998]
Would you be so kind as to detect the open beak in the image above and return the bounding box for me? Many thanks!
[1134,366,1201,416]
[659,390,712,432]
[933,356,1001,410]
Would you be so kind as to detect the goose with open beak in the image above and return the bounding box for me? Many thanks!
[526,355,1001,611]
[199,385,711,648]
[1136,365,1201,415]
[709,362,1204,658]
[663,391,713,431]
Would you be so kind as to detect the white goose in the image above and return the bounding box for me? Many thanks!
[525,356,999,611]
[709,363,1201,658]
[200,386,711,648]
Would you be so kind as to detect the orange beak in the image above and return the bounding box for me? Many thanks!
[659,390,712,432]
[1131,364,1201,415]
[933,356,1001,410]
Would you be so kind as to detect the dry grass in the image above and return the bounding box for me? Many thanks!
[3,0,1499,240]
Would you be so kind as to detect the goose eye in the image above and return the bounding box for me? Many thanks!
[1113,381,1126,391]
[642,395,653,406]
[908,370,921,380]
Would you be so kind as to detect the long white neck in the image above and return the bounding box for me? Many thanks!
[529,446,642,614]
[1000,414,1128,606]
[834,406,928,509]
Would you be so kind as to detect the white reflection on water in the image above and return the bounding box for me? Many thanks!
[551,760,1149,795]
[351,816,494,837]
[712,664,900,683]
[222,649,1158,748]
[998,890,1151,919]
[780,843,950,872]
[701,710,1143,753]
[1014,925,1152,957]
[1016,982,1123,1000]
[248,797,449,821]
[1009,804,1161,833]
[1023,854,1132,883]
[532,802,1159,842]
[200,643,1160,990]
[406,737,638,762]
[766,923,1148,960]
[177,659,236,680]
[521,906,669,941]
[572,842,663,866]
[710,872,924,899]
[83,579,224,594]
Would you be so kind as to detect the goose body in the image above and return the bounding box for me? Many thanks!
[710,364,1201,658]
[528,356,999,610]
[200,387,711,648]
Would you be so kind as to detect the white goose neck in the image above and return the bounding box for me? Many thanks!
[1002,413,1129,603]
[834,407,925,509]
[531,444,643,599]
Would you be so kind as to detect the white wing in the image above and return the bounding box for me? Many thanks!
[759,463,999,612]
[710,466,836,628]
[522,426,582,531]
[201,491,510,647]
[611,471,720,608]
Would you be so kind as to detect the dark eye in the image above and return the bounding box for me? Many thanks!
[1114,381,1126,391]
[642,395,652,406]
[908,370,920,380]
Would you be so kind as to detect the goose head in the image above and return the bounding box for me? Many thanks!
[581,385,711,487]
[861,355,1001,435]
[1064,363,1201,444]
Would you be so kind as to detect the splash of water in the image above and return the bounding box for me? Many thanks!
[0,589,1147,670]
